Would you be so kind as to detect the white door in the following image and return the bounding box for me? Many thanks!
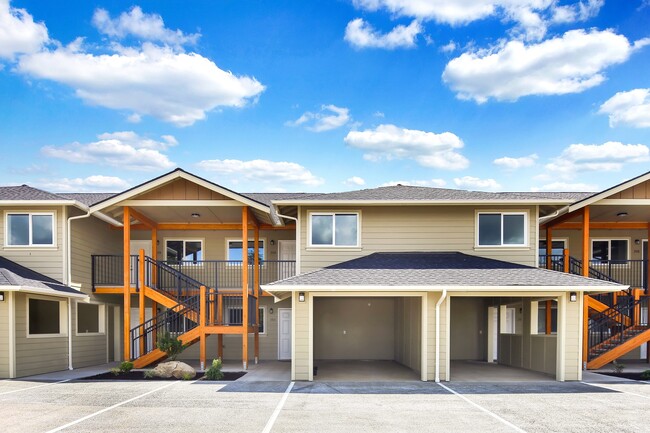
[278,308,292,360]
[487,307,498,363]
[130,240,153,286]
[130,307,153,358]
[278,240,296,280]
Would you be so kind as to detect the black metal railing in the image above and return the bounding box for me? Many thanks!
[91,255,139,290]
[538,254,566,272]
[145,256,205,302]
[204,292,258,327]
[587,296,649,361]
[129,294,201,361]
[589,259,648,292]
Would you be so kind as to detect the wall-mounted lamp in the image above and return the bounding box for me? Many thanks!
[298,292,305,302]
[270,240,275,246]
[616,212,628,218]
[191,213,201,218]
[635,239,641,245]
[269,307,274,314]
[0,292,4,302]
[569,292,578,302]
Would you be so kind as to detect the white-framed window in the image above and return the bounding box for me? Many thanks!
[5,212,55,247]
[165,239,203,263]
[308,212,360,247]
[76,302,106,335]
[27,296,67,337]
[538,239,567,256]
[531,300,557,335]
[226,239,265,262]
[591,239,629,262]
[225,305,266,334]
[499,305,517,334]
[477,212,527,247]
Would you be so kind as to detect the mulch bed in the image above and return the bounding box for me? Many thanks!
[596,372,650,381]
[82,371,247,381]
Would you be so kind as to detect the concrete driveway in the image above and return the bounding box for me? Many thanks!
[1,376,649,432]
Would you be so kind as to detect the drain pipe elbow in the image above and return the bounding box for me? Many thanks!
[435,289,447,383]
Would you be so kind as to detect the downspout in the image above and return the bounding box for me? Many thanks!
[67,298,73,370]
[435,289,447,383]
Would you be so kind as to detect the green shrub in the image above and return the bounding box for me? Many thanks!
[143,370,156,379]
[110,367,122,376]
[641,370,650,380]
[181,372,194,381]
[204,358,224,380]
[612,360,625,374]
[119,361,134,373]
[157,332,185,361]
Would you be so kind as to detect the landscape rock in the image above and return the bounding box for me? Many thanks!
[149,361,196,379]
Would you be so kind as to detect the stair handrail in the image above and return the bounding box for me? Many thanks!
[144,256,207,301]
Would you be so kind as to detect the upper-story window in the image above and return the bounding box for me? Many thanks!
[227,239,265,262]
[165,239,203,263]
[6,212,54,246]
[591,239,628,263]
[477,212,527,247]
[309,212,359,247]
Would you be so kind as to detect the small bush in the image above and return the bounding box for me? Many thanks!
[641,370,650,380]
[119,361,134,373]
[612,360,625,374]
[157,332,185,361]
[181,372,194,381]
[204,358,224,380]
[110,367,122,376]
[143,370,155,379]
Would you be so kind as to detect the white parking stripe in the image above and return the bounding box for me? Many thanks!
[44,381,179,433]
[438,383,527,433]
[262,381,295,433]
[581,381,650,400]
[0,379,70,396]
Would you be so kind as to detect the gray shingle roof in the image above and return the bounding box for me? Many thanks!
[267,252,623,288]
[242,193,313,207]
[0,185,68,201]
[58,193,117,206]
[0,256,85,296]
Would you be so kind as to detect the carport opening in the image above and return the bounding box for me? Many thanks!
[450,296,558,382]
[313,296,421,381]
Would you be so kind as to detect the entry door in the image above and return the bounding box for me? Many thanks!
[278,308,292,360]
[130,240,153,285]
[278,240,296,280]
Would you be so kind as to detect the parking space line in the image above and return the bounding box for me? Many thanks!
[581,381,650,400]
[0,379,70,396]
[438,383,527,433]
[44,381,179,433]
[262,381,295,433]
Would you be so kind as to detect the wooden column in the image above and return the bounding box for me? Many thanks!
[545,227,553,269]
[241,207,249,370]
[123,206,131,361]
[138,248,145,356]
[151,300,157,347]
[200,285,206,370]
[254,224,260,364]
[582,206,590,277]
[217,294,223,359]
[151,227,158,287]
[545,300,552,335]
[563,249,570,273]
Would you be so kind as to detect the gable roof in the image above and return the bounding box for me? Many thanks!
[58,192,117,207]
[263,252,624,293]
[565,170,650,213]
[0,185,78,203]
[0,256,87,298]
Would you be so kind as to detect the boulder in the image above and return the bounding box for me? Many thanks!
[150,361,196,379]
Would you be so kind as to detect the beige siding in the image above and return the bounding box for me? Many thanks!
[426,292,448,381]
[562,293,582,380]
[71,300,107,368]
[395,297,421,373]
[135,178,230,200]
[547,228,647,261]
[293,291,310,381]
[0,297,9,378]
[14,293,68,377]
[0,206,65,282]
[450,297,488,360]
[608,179,650,199]
[300,205,538,273]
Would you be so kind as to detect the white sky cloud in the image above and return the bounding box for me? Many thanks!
[286,105,351,132]
[344,124,469,170]
[381,179,447,187]
[545,141,650,179]
[42,131,176,170]
[0,0,48,60]
[92,6,200,47]
[197,159,324,188]
[439,40,457,53]
[493,154,537,169]
[442,29,648,103]
[453,176,501,190]
[345,176,366,186]
[530,181,599,192]
[599,88,650,128]
[18,41,265,126]
[37,175,130,192]
[344,18,421,49]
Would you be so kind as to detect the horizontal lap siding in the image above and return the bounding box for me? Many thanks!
[300,205,537,273]
[293,292,310,380]
[71,301,107,368]
[563,297,582,380]
[0,206,65,282]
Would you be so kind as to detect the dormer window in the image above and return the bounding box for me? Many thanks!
[6,212,55,247]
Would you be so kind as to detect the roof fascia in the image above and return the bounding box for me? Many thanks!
[567,171,650,213]
[261,284,625,293]
[271,199,576,206]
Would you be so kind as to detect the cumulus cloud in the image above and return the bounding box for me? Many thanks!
[442,29,648,103]
[439,40,457,53]
[0,0,48,60]
[41,131,176,170]
[344,124,469,170]
[197,159,324,189]
[599,88,650,128]
[37,175,130,192]
[545,141,650,179]
[453,176,501,190]
[286,105,351,132]
[344,18,421,49]
[380,179,447,187]
[92,6,200,47]
[345,176,366,186]
[530,181,598,192]
[493,154,538,169]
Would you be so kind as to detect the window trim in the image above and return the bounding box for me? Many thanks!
[531,300,558,336]
[476,211,528,248]
[590,238,630,263]
[26,295,68,338]
[225,237,267,263]
[307,211,361,248]
[163,238,205,265]
[258,305,267,335]
[538,238,569,253]
[4,211,57,248]
[75,301,106,337]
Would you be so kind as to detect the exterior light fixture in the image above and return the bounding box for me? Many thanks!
[569,292,577,302]
[269,307,274,314]
[616,212,628,218]
[635,239,641,245]
[191,213,200,218]
[270,240,275,246]
[0,292,4,302]
[298,292,305,302]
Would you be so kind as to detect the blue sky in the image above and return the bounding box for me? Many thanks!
[0,0,649,193]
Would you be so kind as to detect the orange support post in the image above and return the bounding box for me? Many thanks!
[151,300,157,347]
[200,285,206,370]
[123,206,131,361]
[138,249,145,356]
[151,227,158,286]
[563,249,570,273]
[209,288,215,325]
[545,227,553,270]
[217,294,223,359]
[241,207,249,370]
[545,300,552,335]
[582,206,590,277]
